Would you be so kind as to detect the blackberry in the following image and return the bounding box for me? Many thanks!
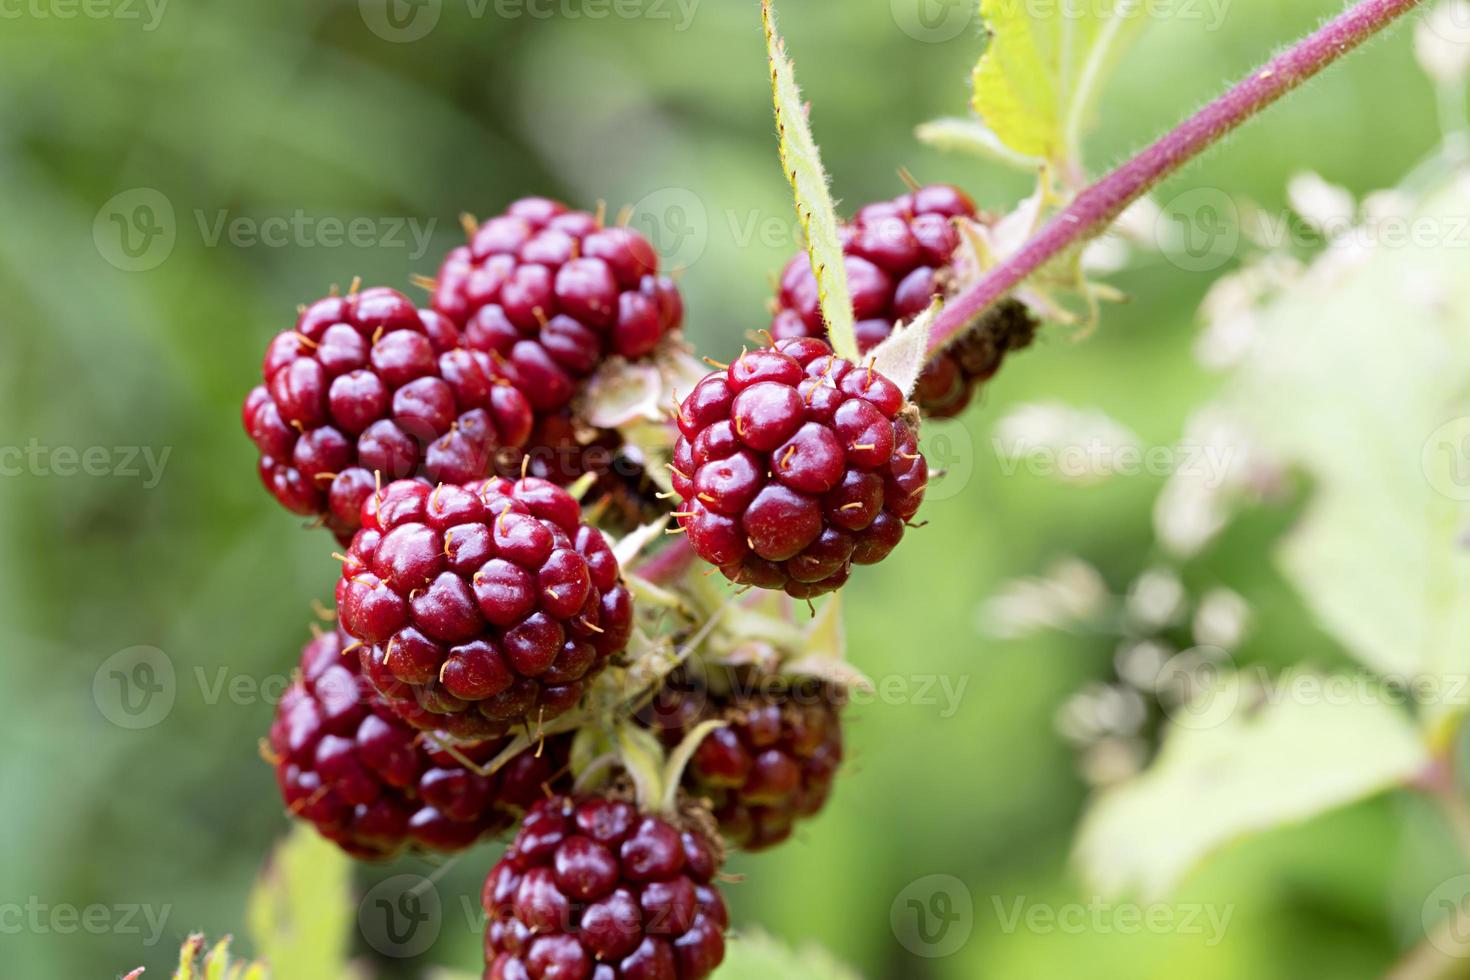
[769,184,1037,417]
[269,627,569,859]
[433,197,683,417]
[482,794,727,980]
[336,478,634,741]
[640,670,844,851]
[243,286,533,544]
[670,337,927,597]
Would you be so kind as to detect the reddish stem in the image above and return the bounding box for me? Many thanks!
[635,535,697,585]
[928,0,1425,354]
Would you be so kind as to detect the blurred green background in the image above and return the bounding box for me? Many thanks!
[0,0,1453,977]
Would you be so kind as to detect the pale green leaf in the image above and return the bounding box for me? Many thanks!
[914,117,1043,171]
[719,929,864,980]
[867,300,940,398]
[245,826,355,980]
[971,0,1147,163]
[1221,178,1470,702]
[1075,672,1428,899]
[762,0,856,361]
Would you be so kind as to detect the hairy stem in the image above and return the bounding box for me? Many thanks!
[928,0,1425,355]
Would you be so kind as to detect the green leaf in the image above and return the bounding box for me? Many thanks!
[245,826,355,980]
[762,0,856,361]
[719,929,864,980]
[971,0,1147,165]
[1219,178,1470,714]
[867,300,939,398]
[124,934,270,980]
[914,117,1043,171]
[1075,672,1428,899]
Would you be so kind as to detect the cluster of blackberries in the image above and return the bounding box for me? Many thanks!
[771,184,1037,417]
[244,185,1006,976]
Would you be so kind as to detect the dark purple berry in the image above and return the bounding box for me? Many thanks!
[336,478,634,740]
[483,794,727,980]
[269,627,570,859]
[672,338,927,597]
[244,287,534,544]
[770,185,1038,417]
[640,670,844,851]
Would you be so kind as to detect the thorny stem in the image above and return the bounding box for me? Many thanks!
[926,0,1426,356]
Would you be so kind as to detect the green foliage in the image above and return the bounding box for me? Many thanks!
[1222,179,1470,716]
[124,935,269,980]
[762,0,856,361]
[970,0,1148,170]
[244,827,357,980]
[719,930,863,980]
[1075,672,1428,897]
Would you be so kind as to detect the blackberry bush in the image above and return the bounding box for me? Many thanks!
[269,627,570,859]
[770,185,1037,417]
[336,478,634,741]
[670,337,927,597]
[482,793,727,980]
[244,285,533,543]
[640,669,845,851]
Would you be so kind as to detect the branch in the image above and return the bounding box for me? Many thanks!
[927,0,1426,355]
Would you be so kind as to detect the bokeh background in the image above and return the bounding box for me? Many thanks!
[0,0,1456,977]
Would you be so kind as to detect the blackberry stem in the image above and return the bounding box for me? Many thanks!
[925,0,1425,356]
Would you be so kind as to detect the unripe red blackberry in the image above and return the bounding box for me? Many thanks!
[243,286,534,543]
[640,670,844,851]
[433,197,683,417]
[770,184,1037,417]
[269,628,570,859]
[336,478,634,741]
[671,337,927,597]
[482,794,727,980]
